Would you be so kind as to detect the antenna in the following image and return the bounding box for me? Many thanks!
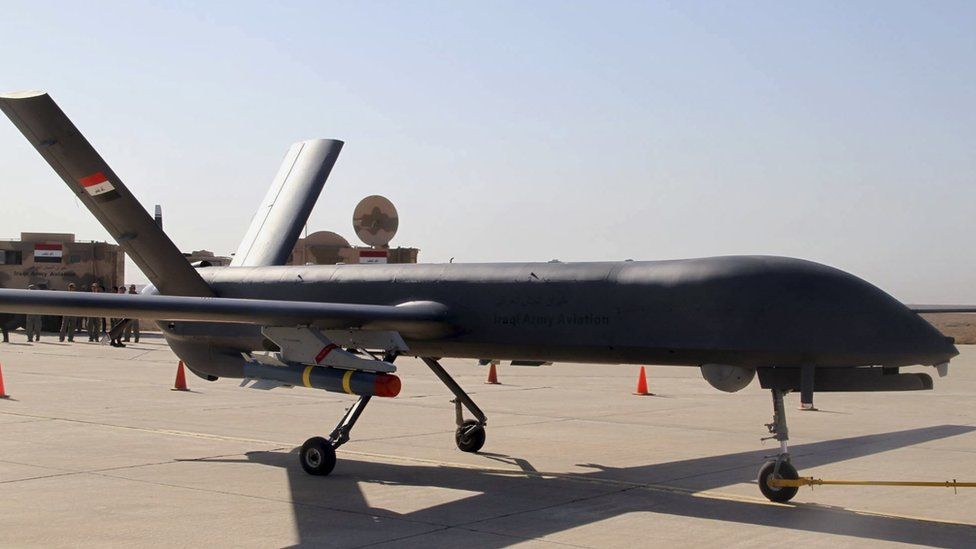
[154,205,163,229]
[353,195,398,248]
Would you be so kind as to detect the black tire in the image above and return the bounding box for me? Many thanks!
[758,460,799,503]
[300,436,337,476]
[455,420,486,453]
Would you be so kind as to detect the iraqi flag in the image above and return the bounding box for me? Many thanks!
[34,243,63,263]
[78,172,116,197]
[359,250,388,264]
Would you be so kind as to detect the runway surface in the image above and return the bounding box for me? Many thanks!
[0,334,974,547]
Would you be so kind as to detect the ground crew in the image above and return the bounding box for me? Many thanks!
[59,282,78,342]
[0,314,12,343]
[123,284,140,343]
[110,286,126,347]
[25,284,42,342]
[87,283,102,342]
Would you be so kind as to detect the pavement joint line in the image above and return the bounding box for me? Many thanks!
[10,437,975,534]
[346,526,455,549]
[0,469,90,485]
[352,417,576,444]
[3,405,975,529]
[337,449,976,528]
[199,401,332,412]
[88,467,459,530]
[351,523,591,549]
[6,406,964,527]
[2,445,451,531]
[455,527,592,549]
[2,370,119,383]
[0,349,168,363]
[0,457,78,483]
[0,456,190,485]
[568,416,766,435]
[0,410,292,446]
[0,417,52,426]
[452,484,640,533]
[1,448,305,485]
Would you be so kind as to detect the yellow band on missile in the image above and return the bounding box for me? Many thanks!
[342,369,354,394]
[302,366,314,388]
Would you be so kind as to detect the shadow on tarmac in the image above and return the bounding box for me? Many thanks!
[193,424,976,548]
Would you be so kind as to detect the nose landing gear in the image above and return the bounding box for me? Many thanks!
[758,388,800,503]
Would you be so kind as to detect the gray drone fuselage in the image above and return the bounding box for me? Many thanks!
[163,255,957,380]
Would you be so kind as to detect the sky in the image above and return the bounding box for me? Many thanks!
[0,1,974,302]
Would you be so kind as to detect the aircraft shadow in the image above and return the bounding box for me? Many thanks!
[223,424,976,548]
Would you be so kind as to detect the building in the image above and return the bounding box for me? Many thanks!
[287,231,419,266]
[0,232,124,291]
[0,232,125,333]
[184,250,232,267]
[176,233,418,270]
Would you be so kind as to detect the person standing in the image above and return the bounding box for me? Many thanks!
[59,282,78,342]
[103,286,116,339]
[87,283,102,342]
[0,314,12,343]
[123,284,140,343]
[110,286,126,347]
[25,284,42,342]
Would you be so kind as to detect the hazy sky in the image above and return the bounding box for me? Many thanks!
[1,2,974,302]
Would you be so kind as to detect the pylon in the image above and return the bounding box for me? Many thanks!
[485,361,500,384]
[0,362,8,399]
[634,366,653,396]
[172,361,189,391]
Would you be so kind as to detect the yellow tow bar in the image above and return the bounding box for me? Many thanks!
[769,477,976,491]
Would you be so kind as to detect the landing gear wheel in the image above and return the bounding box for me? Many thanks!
[758,460,799,503]
[455,419,486,453]
[300,436,337,476]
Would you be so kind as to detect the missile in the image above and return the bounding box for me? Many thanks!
[243,361,401,397]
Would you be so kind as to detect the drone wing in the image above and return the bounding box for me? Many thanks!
[0,289,450,339]
[0,91,213,297]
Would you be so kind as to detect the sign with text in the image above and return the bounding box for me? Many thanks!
[359,250,388,264]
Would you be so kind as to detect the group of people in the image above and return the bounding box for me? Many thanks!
[1,282,141,347]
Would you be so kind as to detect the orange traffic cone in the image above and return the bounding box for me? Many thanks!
[634,366,653,396]
[485,361,500,384]
[172,361,189,391]
[0,362,8,399]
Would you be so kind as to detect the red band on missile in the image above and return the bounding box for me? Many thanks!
[315,343,338,364]
[373,374,401,398]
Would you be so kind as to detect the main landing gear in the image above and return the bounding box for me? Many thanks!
[300,394,372,475]
[758,388,800,502]
[299,355,489,476]
[421,357,488,453]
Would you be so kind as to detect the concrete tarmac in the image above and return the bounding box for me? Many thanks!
[0,333,974,547]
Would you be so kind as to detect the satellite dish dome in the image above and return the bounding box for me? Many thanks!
[305,230,350,249]
[302,231,351,265]
[353,195,398,247]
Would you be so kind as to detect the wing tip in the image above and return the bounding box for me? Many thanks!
[0,90,48,100]
[297,138,345,148]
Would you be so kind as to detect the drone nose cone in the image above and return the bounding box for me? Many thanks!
[926,328,959,364]
[903,310,959,366]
